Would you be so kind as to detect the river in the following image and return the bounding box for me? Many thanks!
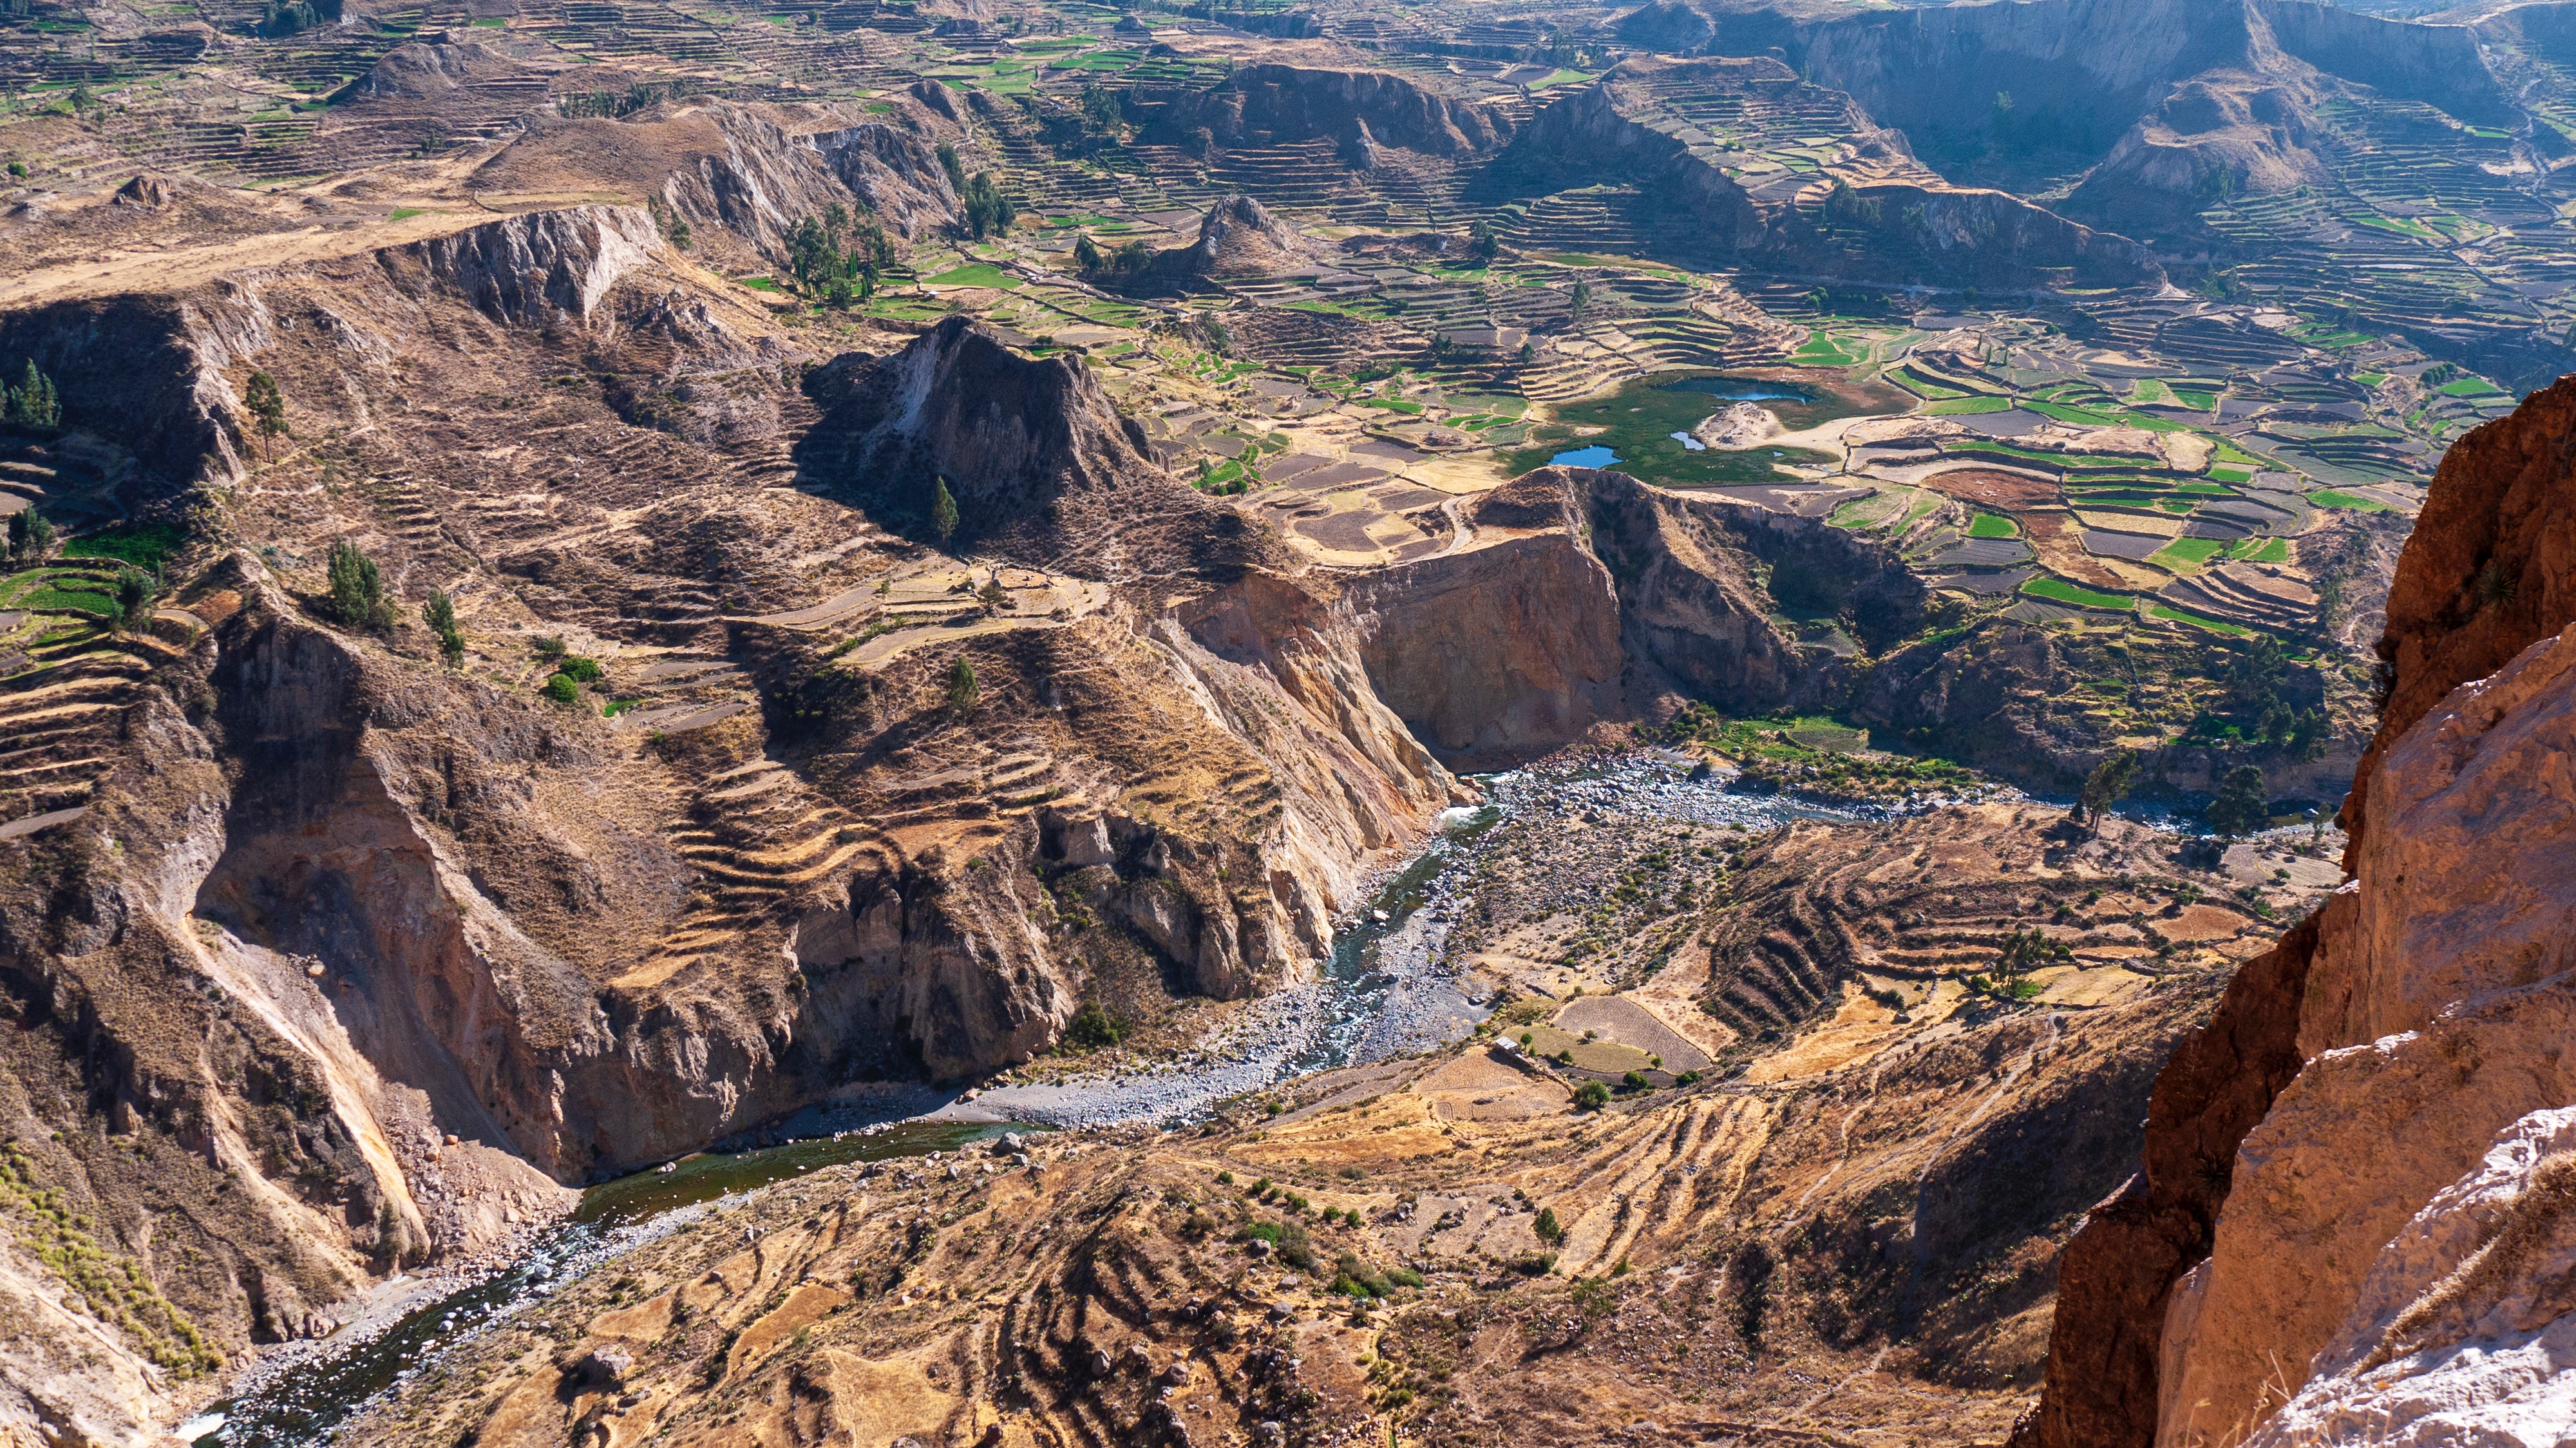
[192,752,1868,1447]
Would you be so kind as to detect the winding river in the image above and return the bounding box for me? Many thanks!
[195,754,1862,1447]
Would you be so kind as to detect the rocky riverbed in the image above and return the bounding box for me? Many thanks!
[198,751,1928,1445]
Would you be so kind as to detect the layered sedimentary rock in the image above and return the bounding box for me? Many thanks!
[1489,56,2155,289]
[1140,62,1514,157]
[1616,0,2519,237]
[1342,471,1624,768]
[0,204,1464,1443]
[2018,375,2576,1447]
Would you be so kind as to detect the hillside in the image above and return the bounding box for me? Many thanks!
[2018,375,2576,1447]
[1,0,2564,1440]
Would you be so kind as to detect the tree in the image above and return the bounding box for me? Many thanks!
[1572,1080,1610,1111]
[6,360,59,428]
[931,475,959,548]
[422,587,464,666]
[2289,708,2329,761]
[2208,764,2268,839]
[1569,280,1591,318]
[1074,233,1103,272]
[325,539,392,631]
[113,567,155,633]
[961,171,1016,239]
[1079,83,1121,132]
[947,655,978,714]
[1995,927,2070,983]
[2078,748,2139,837]
[1469,220,1499,263]
[243,371,289,458]
[1533,1207,1564,1244]
[6,510,53,566]
[936,142,967,195]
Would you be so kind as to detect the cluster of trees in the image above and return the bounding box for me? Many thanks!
[1039,86,1126,157]
[937,144,1016,239]
[1072,232,1155,278]
[325,540,394,631]
[2199,636,2330,758]
[788,204,895,307]
[560,81,697,120]
[1823,180,1884,230]
[4,510,53,567]
[5,360,59,428]
[254,0,339,38]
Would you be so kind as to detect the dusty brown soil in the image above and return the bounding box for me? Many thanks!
[345,799,2349,1448]
[1920,466,2061,511]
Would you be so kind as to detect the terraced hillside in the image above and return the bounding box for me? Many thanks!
[336,791,2351,1448]
[0,0,2541,1440]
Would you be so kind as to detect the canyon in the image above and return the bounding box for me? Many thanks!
[0,0,2571,1442]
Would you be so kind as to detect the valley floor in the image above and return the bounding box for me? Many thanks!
[320,759,2349,1448]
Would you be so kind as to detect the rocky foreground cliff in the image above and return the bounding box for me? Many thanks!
[2018,374,2576,1447]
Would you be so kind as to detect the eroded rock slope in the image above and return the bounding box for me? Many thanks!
[2019,374,2576,1447]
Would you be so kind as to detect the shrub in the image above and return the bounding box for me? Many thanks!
[530,634,567,660]
[1244,1218,1315,1270]
[541,674,582,706]
[1573,1081,1609,1111]
[948,655,978,714]
[1533,1207,1564,1245]
[1061,1000,1124,1049]
[1217,1170,1235,1186]
[1510,1251,1557,1276]
[1621,1071,1650,1092]
[1676,1070,1701,1086]
[556,655,603,684]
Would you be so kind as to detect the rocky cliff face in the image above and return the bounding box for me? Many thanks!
[0,204,1470,1443]
[1140,63,1515,157]
[1332,470,1621,768]
[1146,193,1320,281]
[1490,56,2155,289]
[465,92,965,275]
[1327,466,1923,768]
[797,316,1283,579]
[1585,468,1924,714]
[1619,0,2515,235]
[2018,374,2576,1448]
